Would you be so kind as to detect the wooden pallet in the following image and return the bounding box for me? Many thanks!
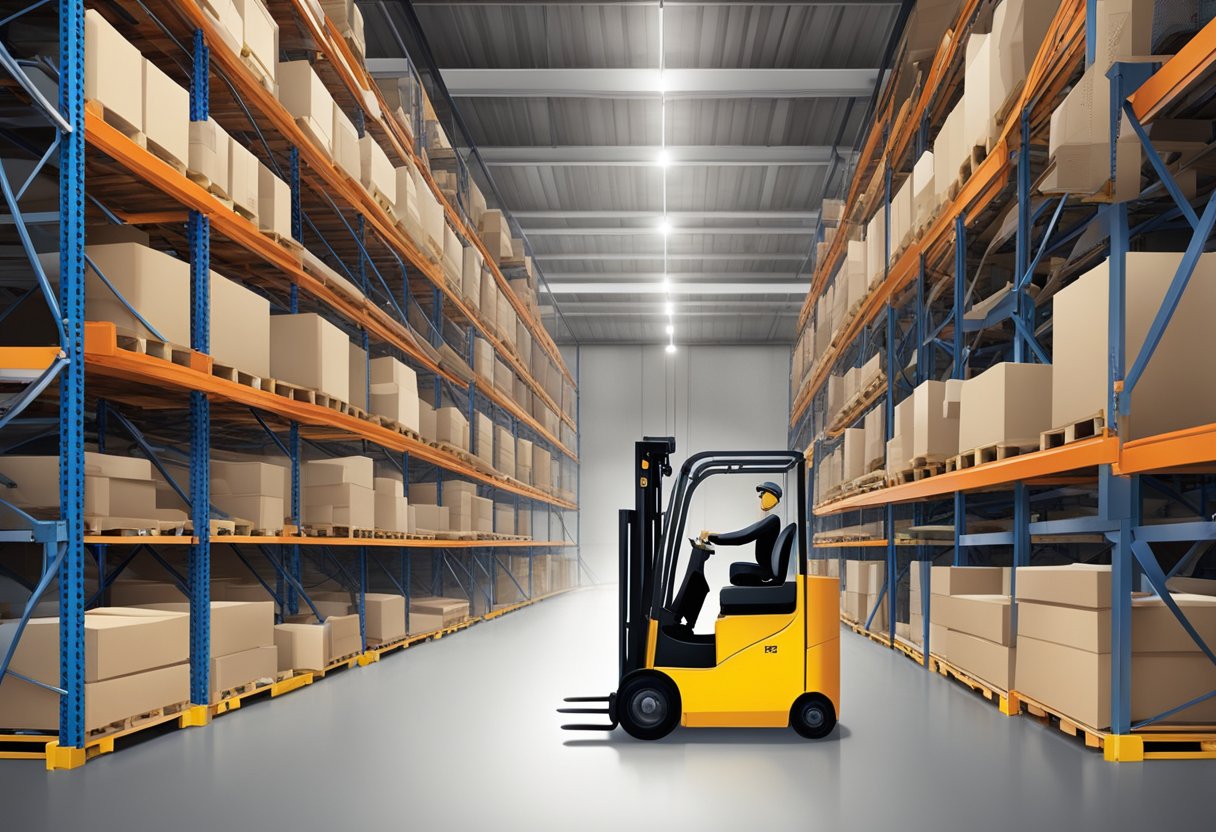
[838,470,888,497]
[1015,692,1216,760]
[946,442,1038,472]
[932,656,1017,715]
[302,524,374,539]
[115,332,205,372]
[1040,412,1105,451]
[83,515,170,536]
[211,362,264,390]
[85,99,144,149]
[887,461,943,486]
[86,700,190,740]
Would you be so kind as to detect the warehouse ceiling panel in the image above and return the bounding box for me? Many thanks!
[363,0,902,345]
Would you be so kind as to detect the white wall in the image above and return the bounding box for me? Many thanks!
[571,344,793,627]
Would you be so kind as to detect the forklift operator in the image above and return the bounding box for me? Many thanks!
[699,481,784,587]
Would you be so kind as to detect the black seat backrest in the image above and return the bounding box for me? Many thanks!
[770,524,796,582]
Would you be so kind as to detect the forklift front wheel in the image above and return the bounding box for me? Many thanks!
[617,672,680,741]
[790,693,836,739]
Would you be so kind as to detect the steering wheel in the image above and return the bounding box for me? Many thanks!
[689,537,715,554]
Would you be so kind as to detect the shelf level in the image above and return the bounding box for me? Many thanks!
[82,322,577,510]
[82,535,574,548]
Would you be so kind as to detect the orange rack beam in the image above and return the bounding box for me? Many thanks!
[83,535,573,548]
[814,436,1118,516]
[82,322,576,510]
[1129,16,1216,122]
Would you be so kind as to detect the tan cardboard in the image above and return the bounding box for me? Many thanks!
[277,60,334,152]
[1015,564,1111,608]
[139,600,273,657]
[410,596,470,626]
[0,662,188,733]
[930,566,1005,597]
[958,362,1053,452]
[84,10,143,133]
[945,629,1015,690]
[1015,634,1216,727]
[938,594,1012,645]
[210,269,271,379]
[364,593,407,644]
[1017,593,1216,654]
[408,611,445,635]
[141,58,189,169]
[270,313,350,402]
[327,613,362,661]
[82,242,191,346]
[274,623,326,672]
[911,380,959,462]
[210,645,277,701]
[233,0,278,84]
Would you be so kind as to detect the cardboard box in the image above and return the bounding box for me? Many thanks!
[938,594,1012,645]
[863,406,885,472]
[368,366,420,433]
[1015,634,1216,727]
[1018,594,1216,654]
[943,378,964,420]
[391,164,421,233]
[0,661,188,733]
[109,579,187,606]
[303,482,374,529]
[274,623,327,672]
[930,566,1005,597]
[911,381,959,462]
[210,269,271,379]
[408,611,444,635]
[188,117,232,198]
[842,428,866,482]
[141,58,189,169]
[435,407,470,450]
[82,242,190,346]
[844,559,885,595]
[364,593,406,644]
[1052,252,1216,440]
[227,136,258,218]
[945,629,1015,690]
[140,600,273,657]
[1042,63,1140,202]
[327,613,362,661]
[233,0,278,83]
[211,459,286,498]
[359,135,396,207]
[411,596,470,626]
[331,107,361,182]
[277,60,334,152]
[270,313,350,402]
[210,645,276,701]
[1015,564,1110,608]
[213,494,284,531]
[257,163,293,241]
[418,400,436,441]
[958,362,1053,452]
[0,609,188,685]
[84,10,143,133]
[373,476,407,533]
[305,456,373,488]
[412,503,449,533]
[348,341,368,410]
[462,246,483,303]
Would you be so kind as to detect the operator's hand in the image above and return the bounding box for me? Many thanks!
[699,529,711,542]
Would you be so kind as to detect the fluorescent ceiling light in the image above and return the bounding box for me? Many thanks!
[658,218,673,236]
[665,324,674,335]
[665,343,677,355]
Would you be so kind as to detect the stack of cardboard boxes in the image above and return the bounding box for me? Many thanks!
[0,607,190,732]
[0,452,161,528]
[411,481,492,534]
[1015,565,1216,727]
[408,596,471,634]
[935,570,1016,692]
[841,560,887,629]
[211,459,285,533]
[302,456,375,532]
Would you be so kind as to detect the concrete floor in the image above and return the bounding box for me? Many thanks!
[2,585,1213,830]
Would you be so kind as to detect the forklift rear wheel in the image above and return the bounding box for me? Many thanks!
[790,693,836,739]
[617,672,680,741]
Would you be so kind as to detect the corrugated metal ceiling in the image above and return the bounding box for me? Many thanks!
[362,1,898,345]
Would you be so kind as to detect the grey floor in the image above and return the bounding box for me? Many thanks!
[2,586,1213,830]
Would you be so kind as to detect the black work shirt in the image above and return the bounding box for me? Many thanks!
[708,513,781,571]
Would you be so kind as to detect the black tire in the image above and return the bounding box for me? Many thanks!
[790,693,836,739]
[617,672,680,741]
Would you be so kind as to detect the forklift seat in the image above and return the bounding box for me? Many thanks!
[718,524,798,616]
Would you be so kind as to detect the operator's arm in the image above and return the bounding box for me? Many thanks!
[707,514,778,546]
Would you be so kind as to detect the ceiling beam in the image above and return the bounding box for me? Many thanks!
[531,252,810,261]
[523,226,814,236]
[475,145,851,166]
[544,282,809,295]
[542,271,801,281]
[412,1,897,6]
[432,68,879,99]
[514,210,819,222]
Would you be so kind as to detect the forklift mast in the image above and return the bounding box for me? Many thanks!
[619,436,675,678]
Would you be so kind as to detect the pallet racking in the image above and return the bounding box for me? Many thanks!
[0,0,581,769]
[791,1,1216,761]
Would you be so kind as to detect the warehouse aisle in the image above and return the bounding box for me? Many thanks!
[2,586,1212,831]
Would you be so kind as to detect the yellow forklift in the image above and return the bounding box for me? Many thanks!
[561,437,840,740]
